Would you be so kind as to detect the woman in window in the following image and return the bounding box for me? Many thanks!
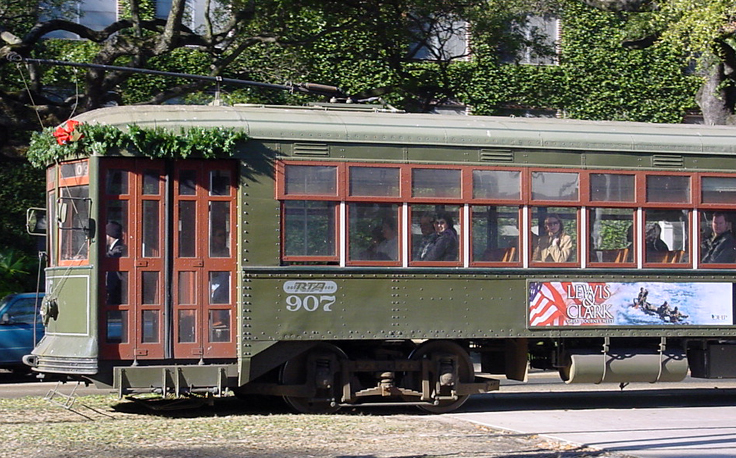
[422,212,458,261]
[533,214,573,262]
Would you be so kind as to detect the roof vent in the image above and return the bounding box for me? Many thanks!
[652,154,684,168]
[479,148,514,162]
[293,143,329,156]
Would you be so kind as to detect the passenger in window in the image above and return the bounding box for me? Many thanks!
[359,225,386,260]
[106,221,126,258]
[701,212,736,263]
[645,222,669,255]
[422,212,458,261]
[375,218,398,261]
[414,214,437,260]
[106,221,126,305]
[533,214,573,262]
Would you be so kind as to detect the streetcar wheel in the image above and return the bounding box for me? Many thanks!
[408,340,474,414]
[280,343,347,414]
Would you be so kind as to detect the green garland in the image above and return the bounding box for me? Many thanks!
[26,123,249,168]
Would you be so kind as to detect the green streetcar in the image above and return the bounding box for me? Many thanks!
[24,104,736,412]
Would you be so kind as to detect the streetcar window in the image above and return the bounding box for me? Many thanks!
[141,271,159,304]
[47,190,56,266]
[209,271,230,304]
[530,206,578,264]
[588,208,634,264]
[178,201,196,257]
[209,170,231,196]
[348,203,400,263]
[209,202,230,258]
[284,165,337,196]
[412,169,461,198]
[646,175,690,203]
[700,211,736,265]
[106,271,128,305]
[178,310,196,343]
[472,170,521,200]
[644,210,689,264]
[209,310,231,343]
[349,166,400,197]
[702,176,736,204]
[106,310,127,344]
[105,169,128,195]
[472,206,520,263]
[410,204,461,263]
[590,174,635,202]
[143,170,161,195]
[141,310,159,343]
[283,201,337,258]
[142,201,160,257]
[531,172,579,201]
[58,186,90,261]
[106,201,128,257]
[60,161,88,180]
[178,272,196,305]
[179,170,197,196]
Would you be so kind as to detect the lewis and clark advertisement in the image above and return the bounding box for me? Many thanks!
[528,281,734,327]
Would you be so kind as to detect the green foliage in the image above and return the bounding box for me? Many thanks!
[0,161,45,261]
[0,249,41,297]
[558,1,700,122]
[26,124,249,167]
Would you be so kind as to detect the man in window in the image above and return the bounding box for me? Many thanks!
[701,212,736,264]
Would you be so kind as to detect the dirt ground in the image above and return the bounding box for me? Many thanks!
[0,394,636,458]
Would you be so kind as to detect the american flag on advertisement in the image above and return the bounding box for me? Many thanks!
[529,282,570,327]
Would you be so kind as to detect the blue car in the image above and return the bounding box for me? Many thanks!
[0,293,44,371]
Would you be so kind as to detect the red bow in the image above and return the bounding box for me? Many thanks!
[53,120,83,145]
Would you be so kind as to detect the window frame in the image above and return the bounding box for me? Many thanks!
[586,207,637,267]
[528,206,581,267]
[280,200,340,263]
[276,160,345,201]
[275,160,733,270]
[56,159,91,267]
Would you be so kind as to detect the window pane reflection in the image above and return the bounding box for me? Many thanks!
[350,167,400,197]
[209,202,230,257]
[178,271,196,305]
[702,177,736,204]
[106,169,128,195]
[646,176,690,203]
[473,170,521,200]
[141,310,159,343]
[210,170,231,196]
[142,271,159,304]
[412,169,461,198]
[285,165,336,195]
[106,310,127,344]
[178,201,196,257]
[142,201,159,257]
[209,310,231,343]
[179,170,197,195]
[143,170,161,195]
[178,310,196,343]
[590,174,635,202]
[531,172,579,201]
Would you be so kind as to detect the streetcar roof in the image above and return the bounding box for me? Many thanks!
[71,104,736,155]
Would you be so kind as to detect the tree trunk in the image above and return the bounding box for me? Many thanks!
[696,62,736,125]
